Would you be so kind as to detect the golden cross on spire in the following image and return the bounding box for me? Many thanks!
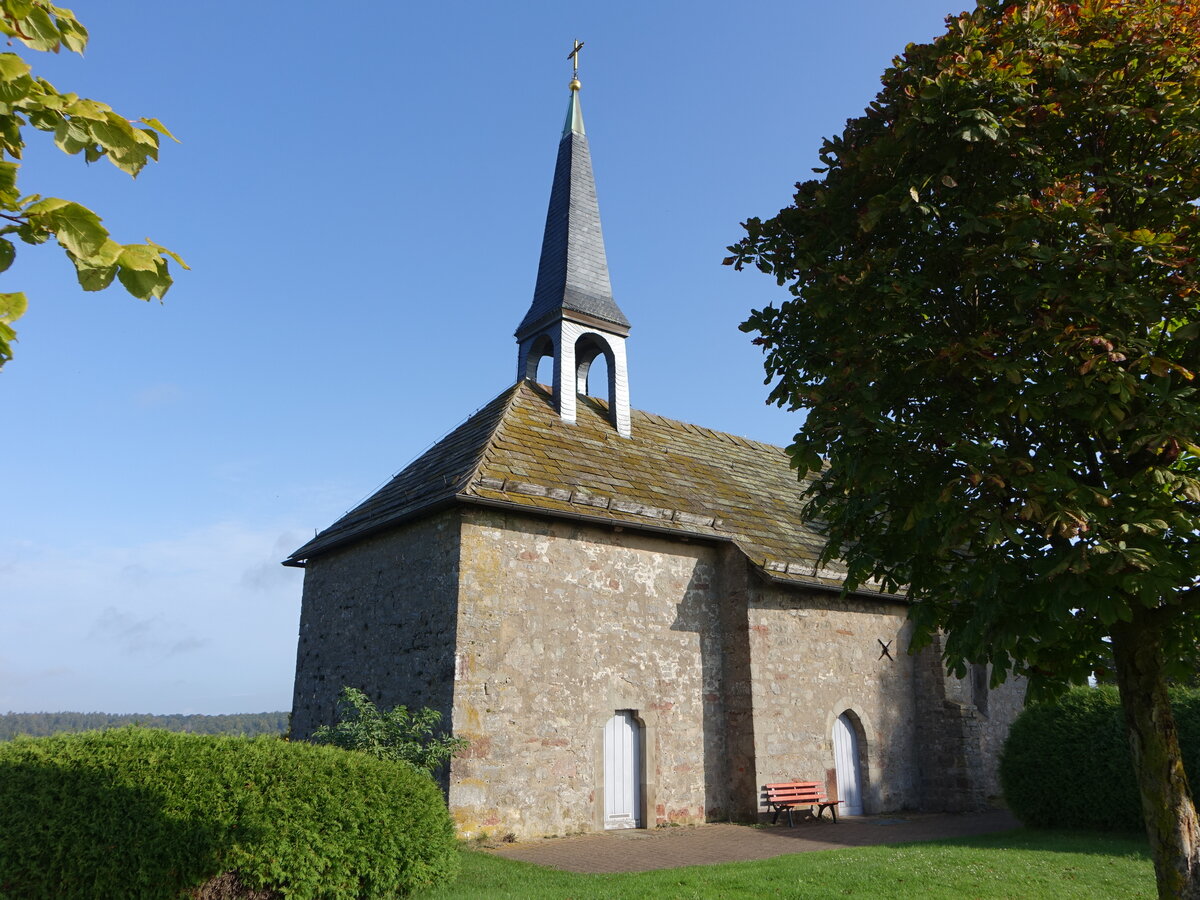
[567,39,584,77]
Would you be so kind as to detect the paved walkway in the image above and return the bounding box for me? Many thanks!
[489,809,1021,874]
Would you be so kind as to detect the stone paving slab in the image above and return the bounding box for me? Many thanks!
[488,810,1021,874]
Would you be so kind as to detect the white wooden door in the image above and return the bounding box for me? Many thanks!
[833,713,864,815]
[603,711,641,829]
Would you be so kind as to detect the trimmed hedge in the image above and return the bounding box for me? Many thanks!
[0,727,459,899]
[1000,685,1200,830]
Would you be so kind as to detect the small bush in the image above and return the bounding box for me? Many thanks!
[0,726,459,899]
[1000,685,1200,830]
[312,686,467,775]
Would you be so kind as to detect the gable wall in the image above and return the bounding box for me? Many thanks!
[745,583,919,814]
[290,509,461,740]
[450,507,735,838]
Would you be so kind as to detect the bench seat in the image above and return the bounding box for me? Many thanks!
[762,780,840,826]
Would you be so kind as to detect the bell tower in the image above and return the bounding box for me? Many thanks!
[515,42,632,437]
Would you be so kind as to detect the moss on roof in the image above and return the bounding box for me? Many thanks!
[286,381,899,600]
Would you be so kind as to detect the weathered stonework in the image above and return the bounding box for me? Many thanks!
[913,633,1027,811]
[290,504,1027,839]
[451,507,726,836]
[290,509,461,740]
[744,583,919,815]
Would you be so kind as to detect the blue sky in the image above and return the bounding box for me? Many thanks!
[2,1,963,714]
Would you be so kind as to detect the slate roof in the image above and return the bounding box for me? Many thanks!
[286,381,900,601]
[515,89,630,339]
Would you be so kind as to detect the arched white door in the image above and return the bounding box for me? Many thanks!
[833,712,864,815]
[603,711,642,829]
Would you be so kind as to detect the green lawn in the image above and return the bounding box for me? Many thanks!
[414,829,1153,899]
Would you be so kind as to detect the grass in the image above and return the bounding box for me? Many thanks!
[413,829,1153,899]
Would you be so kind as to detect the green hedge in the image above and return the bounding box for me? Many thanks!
[0,727,459,899]
[1000,685,1200,830]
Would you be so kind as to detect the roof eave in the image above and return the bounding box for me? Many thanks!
[281,495,460,568]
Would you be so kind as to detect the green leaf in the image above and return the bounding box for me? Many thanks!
[0,159,17,194]
[24,196,69,215]
[74,260,116,292]
[36,200,107,259]
[0,53,31,81]
[4,1,34,19]
[0,237,15,273]
[92,238,123,267]
[138,117,178,142]
[22,7,63,52]
[0,290,27,324]
[859,195,889,232]
[59,17,88,54]
[0,72,33,104]
[63,98,112,120]
[147,239,189,270]
[117,243,160,272]
[52,119,92,155]
[117,255,171,300]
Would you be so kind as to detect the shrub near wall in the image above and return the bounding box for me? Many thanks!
[0,727,459,899]
[1000,686,1200,830]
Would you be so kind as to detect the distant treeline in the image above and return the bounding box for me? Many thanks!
[0,711,289,741]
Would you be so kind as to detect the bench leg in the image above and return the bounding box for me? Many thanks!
[771,807,780,825]
[786,807,795,828]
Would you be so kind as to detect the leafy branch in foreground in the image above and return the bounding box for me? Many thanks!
[312,686,468,776]
[0,1,187,369]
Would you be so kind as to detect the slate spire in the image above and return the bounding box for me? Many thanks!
[515,77,630,340]
[515,58,632,438]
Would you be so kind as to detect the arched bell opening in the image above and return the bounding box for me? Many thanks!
[522,334,556,387]
[575,332,615,405]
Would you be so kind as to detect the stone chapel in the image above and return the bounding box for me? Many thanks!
[287,69,1026,838]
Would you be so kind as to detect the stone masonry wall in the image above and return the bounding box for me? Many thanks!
[912,637,984,812]
[977,670,1027,798]
[450,507,729,839]
[290,509,461,740]
[912,634,1028,810]
[745,583,918,815]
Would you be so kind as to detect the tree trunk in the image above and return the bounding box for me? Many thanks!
[1111,610,1200,899]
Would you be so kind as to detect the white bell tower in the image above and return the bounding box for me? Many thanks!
[515,51,631,438]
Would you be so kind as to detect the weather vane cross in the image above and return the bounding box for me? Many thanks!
[568,39,584,77]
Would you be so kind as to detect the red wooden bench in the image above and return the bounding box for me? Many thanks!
[762,781,840,826]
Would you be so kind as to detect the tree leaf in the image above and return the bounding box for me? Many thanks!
[138,117,177,142]
[117,243,160,272]
[35,200,107,259]
[117,256,170,300]
[0,54,31,82]
[0,290,27,324]
[0,237,16,273]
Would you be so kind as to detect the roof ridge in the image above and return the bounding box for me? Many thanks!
[630,403,786,455]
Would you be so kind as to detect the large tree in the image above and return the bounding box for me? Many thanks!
[728,1,1200,896]
[0,1,184,369]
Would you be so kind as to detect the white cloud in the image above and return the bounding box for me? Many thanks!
[90,606,210,657]
[1,521,305,714]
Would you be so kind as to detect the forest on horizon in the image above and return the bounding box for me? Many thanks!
[0,711,289,740]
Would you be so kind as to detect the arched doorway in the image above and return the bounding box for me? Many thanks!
[603,710,642,829]
[833,712,864,815]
